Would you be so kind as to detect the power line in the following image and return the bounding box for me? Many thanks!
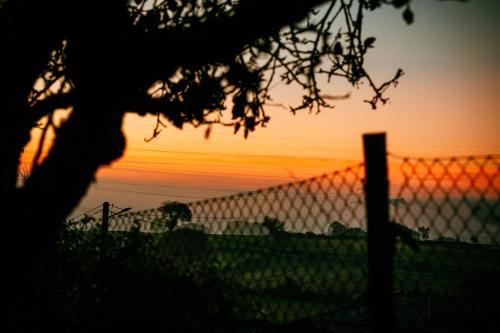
[128,127,500,148]
[98,179,248,192]
[110,159,352,173]
[108,166,303,179]
[129,137,362,151]
[111,161,318,176]
[68,204,104,221]
[105,160,361,181]
[124,147,361,161]
[94,185,209,199]
[72,206,94,212]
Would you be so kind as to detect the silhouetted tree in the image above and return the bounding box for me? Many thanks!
[417,226,430,240]
[328,221,347,236]
[0,0,457,325]
[262,216,285,234]
[160,201,192,231]
[391,221,419,251]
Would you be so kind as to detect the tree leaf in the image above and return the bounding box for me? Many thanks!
[392,0,408,9]
[364,37,376,48]
[234,122,241,134]
[403,7,414,25]
[204,126,211,139]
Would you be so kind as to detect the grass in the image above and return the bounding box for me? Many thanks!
[152,231,500,323]
[63,227,500,326]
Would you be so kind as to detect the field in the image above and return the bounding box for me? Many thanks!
[41,226,500,332]
[156,230,500,326]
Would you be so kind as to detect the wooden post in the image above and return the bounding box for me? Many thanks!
[363,133,394,332]
[101,202,110,258]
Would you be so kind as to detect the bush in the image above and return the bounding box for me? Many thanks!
[417,226,430,240]
[328,221,347,236]
[8,224,252,332]
[328,221,365,238]
[261,216,285,234]
[165,228,209,256]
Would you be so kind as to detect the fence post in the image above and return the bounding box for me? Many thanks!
[363,133,394,332]
[101,202,110,258]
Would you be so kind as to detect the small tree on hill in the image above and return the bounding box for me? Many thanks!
[328,221,347,236]
[262,216,285,234]
[160,201,192,232]
[417,226,430,240]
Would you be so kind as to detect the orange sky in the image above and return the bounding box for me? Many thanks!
[20,0,500,217]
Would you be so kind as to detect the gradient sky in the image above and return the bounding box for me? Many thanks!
[21,0,500,218]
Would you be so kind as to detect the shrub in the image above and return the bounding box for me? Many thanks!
[261,216,285,234]
[9,223,252,332]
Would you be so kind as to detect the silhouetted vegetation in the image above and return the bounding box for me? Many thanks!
[160,200,193,231]
[262,216,285,234]
[417,226,430,240]
[328,221,366,238]
[8,224,252,332]
[8,213,498,332]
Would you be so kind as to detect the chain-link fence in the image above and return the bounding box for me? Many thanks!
[64,136,500,331]
[388,154,500,332]
[77,164,369,324]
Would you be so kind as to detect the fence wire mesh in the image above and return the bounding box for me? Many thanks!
[62,153,500,331]
[389,154,500,331]
[67,164,368,324]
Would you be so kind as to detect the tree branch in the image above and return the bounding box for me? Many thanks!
[132,0,330,85]
[28,92,75,126]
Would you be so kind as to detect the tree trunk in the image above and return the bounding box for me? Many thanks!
[6,104,126,327]
[0,2,70,324]
[0,0,63,194]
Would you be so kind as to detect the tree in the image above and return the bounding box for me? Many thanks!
[328,221,347,236]
[160,201,193,231]
[262,216,285,234]
[391,222,419,252]
[417,226,430,240]
[0,0,456,322]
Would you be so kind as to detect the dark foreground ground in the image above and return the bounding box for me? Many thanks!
[9,228,500,332]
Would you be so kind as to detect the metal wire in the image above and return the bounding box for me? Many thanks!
[61,154,500,328]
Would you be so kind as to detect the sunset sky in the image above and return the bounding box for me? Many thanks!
[21,0,500,218]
